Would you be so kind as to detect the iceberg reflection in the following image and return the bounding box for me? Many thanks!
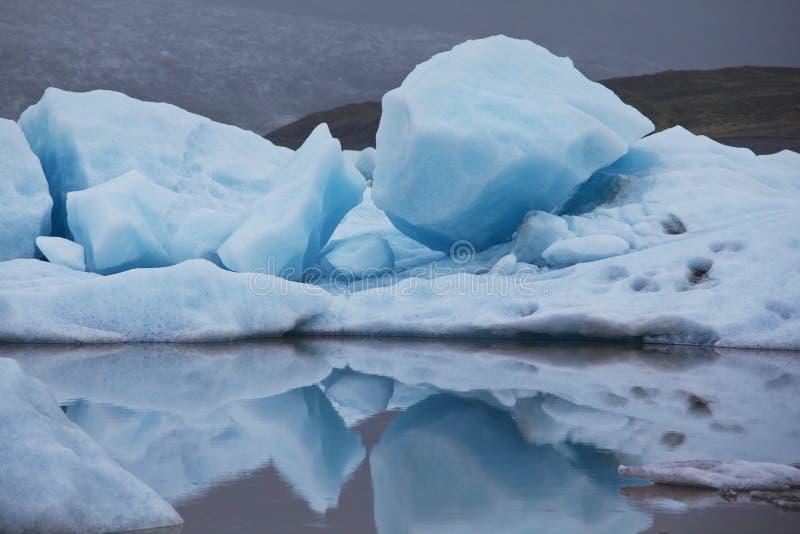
[4,339,800,532]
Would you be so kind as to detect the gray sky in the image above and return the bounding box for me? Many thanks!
[2,0,798,134]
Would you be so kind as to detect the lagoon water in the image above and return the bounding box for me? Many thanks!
[4,339,799,533]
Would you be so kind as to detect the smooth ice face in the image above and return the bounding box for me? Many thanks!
[0,357,182,533]
[67,170,178,273]
[218,124,365,279]
[0,119,52,261]
[542,235,630,267]
[372,35,654,252]
[0,259,330,342]
[343,147,376,181]
[321,234,395,279]
[35,236,85,271]
[18,88,292,244]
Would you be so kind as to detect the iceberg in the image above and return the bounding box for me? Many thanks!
[0,357,181,533]
[0,259,329,342]
[0,119,52,261]
[372,35,654,252]
[35,236,85,271]
[303,129,800,349]
[19,88,292,258]
[217,124,365,279]
[619,460,800,491]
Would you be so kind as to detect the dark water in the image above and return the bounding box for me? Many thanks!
[4,339,799,533]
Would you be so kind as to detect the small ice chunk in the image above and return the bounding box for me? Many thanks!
[619,460,800,491]
[66,170,176,274]
[542,235,629,267]
[0,357,182,533]
[344,147,376,181]
[0,119,52,260]
[35,237,85,271]
[321,234,395,279]
[513,211,574,265]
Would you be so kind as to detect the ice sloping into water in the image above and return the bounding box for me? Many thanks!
[18,88,292,259]
[0,357,182,533]
[619,460,800,491]
[0,259,330,342]
[0,119,51,261]
[372,35,654,252]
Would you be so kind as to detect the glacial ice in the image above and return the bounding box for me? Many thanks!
[0,119,51,261]
[344,147,376,181]
[542,235,630,267]
[35,236,85,271]
[19,87,292,258]
[372,35,654,252]
[217,124,364,278]
[67,170,178,273]
[619,460,800,491]
[0,259,329,342]
[0,357,181,533]
[304,128,800,349]
[321,234,395,279]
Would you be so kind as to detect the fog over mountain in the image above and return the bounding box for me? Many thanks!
[1,0,797,134]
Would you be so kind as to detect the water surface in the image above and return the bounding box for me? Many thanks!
[4,339,799,533]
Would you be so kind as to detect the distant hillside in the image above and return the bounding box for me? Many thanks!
[265,67,800,155]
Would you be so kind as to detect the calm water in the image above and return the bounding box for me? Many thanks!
[4,339,799,533]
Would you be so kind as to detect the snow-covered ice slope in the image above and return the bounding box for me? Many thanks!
[372,36,654,252]
[19,88,292,250]
[0,119,51,261]
[0,357,182,533]
[0,259,329,342]
[303,128,800,349]
[619,460,800,491]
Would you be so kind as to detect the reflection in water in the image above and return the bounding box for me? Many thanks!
[4,340,800,533]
